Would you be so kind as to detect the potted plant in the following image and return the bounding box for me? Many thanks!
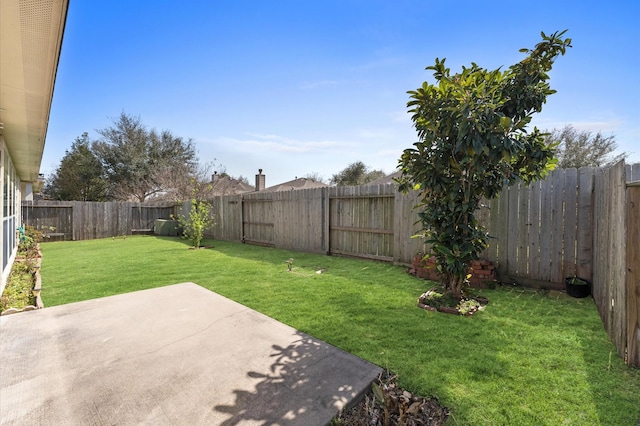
[565,276,590,298]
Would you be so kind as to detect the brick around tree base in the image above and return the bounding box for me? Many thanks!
[408,254,497,289]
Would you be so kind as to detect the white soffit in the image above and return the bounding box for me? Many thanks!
[0,0,68,182]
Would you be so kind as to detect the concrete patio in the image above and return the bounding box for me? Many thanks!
[0,283,381,425]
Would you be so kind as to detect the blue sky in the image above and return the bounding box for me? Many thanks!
[45,0,640,186]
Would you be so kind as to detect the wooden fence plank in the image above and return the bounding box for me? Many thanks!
[516,182,530,276]
[610,162,627,360]
[563,168,578,278]
[538,174,554,282]
[592,166,607,327]
[506,184,520,277]
[495,188,510,281]
[72,201,82,240]
[527,181,541,279]
[576,168,594,281]
[627,185,640,367]
[550,169,565,284]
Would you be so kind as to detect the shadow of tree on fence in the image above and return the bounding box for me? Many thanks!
[214,331,380,425]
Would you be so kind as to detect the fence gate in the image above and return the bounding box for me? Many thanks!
[242,195,275,246]
[328,185,395,261]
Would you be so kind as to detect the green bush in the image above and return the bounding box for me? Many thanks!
[0,261,36,312]
[17,225,45,259]
[174,198,216,248]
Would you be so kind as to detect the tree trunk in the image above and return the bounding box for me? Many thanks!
[444,274,466,298]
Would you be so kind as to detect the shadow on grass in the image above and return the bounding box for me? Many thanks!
[213,331,380,425]
[193,237,385,272]
[576,299,640,425]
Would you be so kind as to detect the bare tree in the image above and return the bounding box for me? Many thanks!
[303,172,326,183]
[547,125,627,168]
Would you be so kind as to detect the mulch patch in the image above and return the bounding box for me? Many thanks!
[333,371,449,425]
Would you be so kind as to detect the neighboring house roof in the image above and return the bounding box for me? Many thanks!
[0,0,69,186]
[367,171,402,185]
[262,178,328,192]
[210,175,255,195]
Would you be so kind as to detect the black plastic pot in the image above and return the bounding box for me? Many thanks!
[565,277,590,298]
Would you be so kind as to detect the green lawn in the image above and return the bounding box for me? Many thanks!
[40,236,640,425]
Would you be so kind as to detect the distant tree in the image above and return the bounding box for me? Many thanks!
[43,133,108,201]
[152,161,222,202]
[230,175,250,185]
[208,164,250,186]
[92,112,198,201]
[397,30,571,297]
[330,161,385,186]
[547,125,627,168]
[303,172,326,183]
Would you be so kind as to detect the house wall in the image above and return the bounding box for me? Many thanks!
[0,137,23,295]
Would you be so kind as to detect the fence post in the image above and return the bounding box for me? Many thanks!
[322,187,329,254]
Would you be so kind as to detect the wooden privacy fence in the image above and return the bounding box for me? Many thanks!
[477,167,597,288]
[196,167,602,289]
[591,161,639,368]
[186,185,424,263]
[175,164,638,290]
[24,162,640,366]
[21,201,177,240]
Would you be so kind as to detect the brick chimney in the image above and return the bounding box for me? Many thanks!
[255,169,265,191]
[211,171,219,183]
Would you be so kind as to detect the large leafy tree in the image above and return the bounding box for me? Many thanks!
[43,133,108,201]
[397,31,571,296]
[92,113,198,201]
[330,161,385,186]
[547,124,626,168]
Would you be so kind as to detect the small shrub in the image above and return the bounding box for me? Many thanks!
[173,184,217,248]
[17,226,45,259]
[456,299,481,315]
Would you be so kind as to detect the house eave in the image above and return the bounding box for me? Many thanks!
[0,0,69,182]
